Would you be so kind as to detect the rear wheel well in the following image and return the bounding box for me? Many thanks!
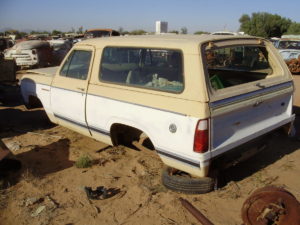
[110,123,155,150]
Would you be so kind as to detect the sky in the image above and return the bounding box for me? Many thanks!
[1,0,300,34]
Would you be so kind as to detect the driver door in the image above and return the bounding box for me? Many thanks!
[51,46,94,136]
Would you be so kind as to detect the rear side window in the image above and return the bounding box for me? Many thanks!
[60,50,92,80]
[99,47,184,93]
[204,45,273,90]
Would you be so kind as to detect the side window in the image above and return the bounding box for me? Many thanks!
[60,50,92,80]
[99,47,184,93]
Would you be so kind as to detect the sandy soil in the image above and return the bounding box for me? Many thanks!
[0,82,300,225]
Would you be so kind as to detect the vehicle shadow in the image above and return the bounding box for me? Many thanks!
[0,107,54,139]
[17,138,74,177]
[0,107,72,188]
[293,105,300,116]
[1,138,74,187]
[0,85,23,107]
[219,111,300,187]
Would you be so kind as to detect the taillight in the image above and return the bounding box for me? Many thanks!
[193,119,209,153]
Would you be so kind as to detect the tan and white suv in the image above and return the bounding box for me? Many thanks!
[20,35,295,193]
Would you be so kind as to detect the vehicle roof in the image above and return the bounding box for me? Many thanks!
[76,34,264,53]
[279,38,300,41]
[12,40,50,49]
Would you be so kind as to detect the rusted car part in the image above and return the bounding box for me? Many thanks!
[241,186,300,225]
[179,198,214,225]
[286,56,300,74]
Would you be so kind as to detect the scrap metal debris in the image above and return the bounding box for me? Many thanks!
[286,56,300,73]
[31,205,46,217]
[84,186,120,200]
[179,197,214,225]
[241,186,300,225]
[25,197,44,207]
[3,140,21,152]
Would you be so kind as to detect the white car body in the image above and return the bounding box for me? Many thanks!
[4,40,52,68]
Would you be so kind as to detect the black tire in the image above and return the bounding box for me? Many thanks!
[161,167,215,194]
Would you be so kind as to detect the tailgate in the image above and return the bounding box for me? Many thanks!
[210,81,294,157]
[202,38,295,158]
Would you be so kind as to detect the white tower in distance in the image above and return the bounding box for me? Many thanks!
[156,21,168,34]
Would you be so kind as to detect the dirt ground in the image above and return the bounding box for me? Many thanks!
[0,77,300,225]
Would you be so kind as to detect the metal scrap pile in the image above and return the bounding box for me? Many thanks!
[286,55,300,73]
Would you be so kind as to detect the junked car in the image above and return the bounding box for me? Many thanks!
[279,49,300,61]
[48,39,72,65]
[20,35,295,193]
[0,37,14,53]
[4,40,53,68]
[276,39,300,73]
[84,29,120,39]
[275,39,300,50]
[280,50,300,74]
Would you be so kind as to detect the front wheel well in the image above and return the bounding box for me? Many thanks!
[110,123,155,150]
[24,95,43,109]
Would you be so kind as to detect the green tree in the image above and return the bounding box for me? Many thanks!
[239,12,291,38]
[52,30,62,36]
[19,32,28,39]
[194,31,209,35]
[180,27,188,34]
[169,30,179,34]
[286,22,300,35]
[130,29,147,35]
[5,29,27,39]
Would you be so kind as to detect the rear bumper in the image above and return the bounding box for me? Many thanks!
[209,116,295,171]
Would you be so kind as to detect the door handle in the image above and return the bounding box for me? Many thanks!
[76,87,85,91]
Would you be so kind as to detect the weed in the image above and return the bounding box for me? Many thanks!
[75,155,93,168]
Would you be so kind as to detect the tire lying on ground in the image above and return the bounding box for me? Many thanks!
[161,167,215,194]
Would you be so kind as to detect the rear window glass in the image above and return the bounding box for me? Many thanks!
[99,47,184,93]
[204,45,273,90]
[278,40,300,49]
